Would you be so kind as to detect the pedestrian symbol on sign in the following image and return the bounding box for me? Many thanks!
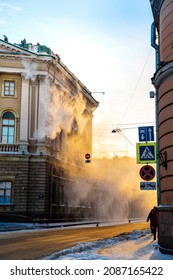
[136,143,156,164]
[141,147,154,159]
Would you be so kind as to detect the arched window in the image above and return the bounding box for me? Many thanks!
[2,112,15,144]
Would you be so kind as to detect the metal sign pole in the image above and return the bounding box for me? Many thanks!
[149,91,160,206]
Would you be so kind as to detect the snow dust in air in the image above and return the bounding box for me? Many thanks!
[21,62,156,221]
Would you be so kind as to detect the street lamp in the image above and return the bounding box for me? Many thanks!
[91,91,105,94]
[111,128,121,133]
[111,127,135,147]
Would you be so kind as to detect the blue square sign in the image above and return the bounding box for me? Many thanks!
[136,143,156,164]
[138,126,154,142]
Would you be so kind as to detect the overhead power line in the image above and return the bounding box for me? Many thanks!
[119,49,152,125]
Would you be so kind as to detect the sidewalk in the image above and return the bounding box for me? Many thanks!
[43,229,173,260]
[0,219,142,232]
[0,221,98,232]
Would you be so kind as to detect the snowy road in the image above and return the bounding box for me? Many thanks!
[0,221,149,260]
[1,222,173,260]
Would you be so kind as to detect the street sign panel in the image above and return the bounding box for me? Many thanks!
[140,182,156,190]
[139,165,155,181]
[85,153,91,163]
[136,142,156,163]
[85,153,91,159]
[138,126,154,142]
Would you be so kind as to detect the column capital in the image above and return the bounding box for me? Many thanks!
[38,75,46,83]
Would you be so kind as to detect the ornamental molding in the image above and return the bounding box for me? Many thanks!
[0,41,31,56]
[152,60,173,88]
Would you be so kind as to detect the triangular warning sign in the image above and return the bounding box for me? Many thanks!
[141,147,154,159]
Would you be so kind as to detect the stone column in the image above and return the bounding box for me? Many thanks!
[29,80,39,139]
[36,75,48,154]
[19,75,29,153]
[37,75,49,140]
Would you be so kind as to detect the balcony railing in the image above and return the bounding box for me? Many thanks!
[0,144,19,153]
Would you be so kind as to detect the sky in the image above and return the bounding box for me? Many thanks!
[0,0,156,158]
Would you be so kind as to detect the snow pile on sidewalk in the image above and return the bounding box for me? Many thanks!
[43,229,173,260]
[0,222,36,232]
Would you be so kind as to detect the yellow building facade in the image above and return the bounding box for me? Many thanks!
[0,39,98,221]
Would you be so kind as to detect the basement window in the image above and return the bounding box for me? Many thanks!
[0,181,12,204]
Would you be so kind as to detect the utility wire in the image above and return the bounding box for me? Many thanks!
[119,49,152,126]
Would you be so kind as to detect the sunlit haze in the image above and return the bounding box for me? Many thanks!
[0,0,156,159]
[0,0,157,221]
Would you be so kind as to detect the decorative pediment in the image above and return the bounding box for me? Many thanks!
[0,40,34,57]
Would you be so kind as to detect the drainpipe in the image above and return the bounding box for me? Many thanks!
[151,22,160,205]
[151,22,159,71]
[49,164,53,219]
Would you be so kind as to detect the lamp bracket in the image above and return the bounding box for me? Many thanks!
[159,151,167,170]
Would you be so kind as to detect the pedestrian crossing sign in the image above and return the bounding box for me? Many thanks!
[136,143,156,164]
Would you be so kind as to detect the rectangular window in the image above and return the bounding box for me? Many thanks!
[0,181,12,204]
[2,118,15,144]
[4,81,15,96]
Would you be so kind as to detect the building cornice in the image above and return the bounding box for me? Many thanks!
[152,60,173,88]
[0,39,99,108]
[150,0,165,27]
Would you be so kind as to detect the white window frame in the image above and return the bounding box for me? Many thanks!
[0,181,12,205]
[1,112,15,144]
[1,78,17,97]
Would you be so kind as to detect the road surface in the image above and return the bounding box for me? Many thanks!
[0,221,149,260]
